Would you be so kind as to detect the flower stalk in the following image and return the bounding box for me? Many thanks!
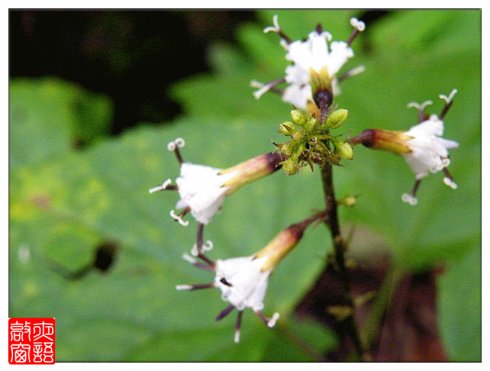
[320,161,369,361]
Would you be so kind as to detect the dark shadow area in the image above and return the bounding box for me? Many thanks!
[9,10,256,134]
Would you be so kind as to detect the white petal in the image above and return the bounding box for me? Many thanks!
[215,256,271,311]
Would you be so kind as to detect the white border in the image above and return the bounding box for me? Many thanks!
[3,1,487,369]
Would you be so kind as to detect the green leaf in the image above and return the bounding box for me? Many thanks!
[10,117,335,361]
[10,78,113,170]
[438,247,481,361]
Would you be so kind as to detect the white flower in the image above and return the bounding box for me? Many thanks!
[252,16,365,111]
[215,255,272,312]
[175,212,325,342]
[150,139,285,227]
[402,114,459,180]
[282,33,354,110]
[177,252,280,343]
[175,163,235,225]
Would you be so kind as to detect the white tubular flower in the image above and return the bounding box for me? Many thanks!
[283,32,354,110]
[252,16,365,112]
[402,114,459,180]
[350,90,459,205]
[215,255,272,312]
[150,138,285,227]
[175,163,235,225]
[175,213,324,342]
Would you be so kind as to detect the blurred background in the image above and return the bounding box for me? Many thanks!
[9,10,481,362]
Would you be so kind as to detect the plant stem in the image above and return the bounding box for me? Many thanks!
[320,161,369,361]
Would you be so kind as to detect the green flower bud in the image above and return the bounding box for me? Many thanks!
[338,195,358,207]
[274,141,294,156]
[292,131,304,141]
[282,158,300,175]
[335,140,354,160]
[304,117,318,132]
[290,110,307,126]
[278,122,294,136]
[325,109,349,129]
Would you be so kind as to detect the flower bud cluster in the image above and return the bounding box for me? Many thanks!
[276,108,353,175]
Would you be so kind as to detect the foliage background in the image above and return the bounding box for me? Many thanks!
[9,10,481,361]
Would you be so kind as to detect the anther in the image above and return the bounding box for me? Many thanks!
[443,177,458,190]
[347,18,365,46]
[438,89,458,120]
[255,310,280,328]
[148,179,175,193]
[350,17,366,32]
[402,178,422,206]
[407,100,433,122]
[170,209,189,227]
[338,65,366,82]
[176,283,215,291]
[401,193,418,206]
[263,14,280,34]
[407,100,433,111]
[439,89,458,105]
[182,253,197,264]
[167,138,185,165]
[263,14,292,44]
[234,311,244,344]
[443,168,458,189]
[251,78,286,99]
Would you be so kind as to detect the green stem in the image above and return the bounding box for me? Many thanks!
[320,162,370,361]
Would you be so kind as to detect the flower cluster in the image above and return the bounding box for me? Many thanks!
[149,14,460,345]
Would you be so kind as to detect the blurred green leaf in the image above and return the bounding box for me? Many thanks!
[438,247,481,361]
[10,78,113,170]
[10,9,481,362]
[10,117,336,361]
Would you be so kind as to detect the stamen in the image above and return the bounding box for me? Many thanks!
[167,138,185,164]
[234,311,244,343]
[167,141,176,151]
[216,304,235,321]
[251,78,286,99]
[263,14,292,44]
[255,310,280,328]
[182,253,197,264]
[347,18,365,46]
[268,313,280,328]
[183,253,215,270]
[443,177,458,190]
[438,89,458,120]
[176,283,215,291]
[338,65,366,82]
[407,100,433,111]
[443,168,458,189]
[401,193,418,206]
[174,137,185,148]
[202,240,214,252]
[407,100,433,123]
[350,17,366,32]
[148,179,175,193]
[170,209,189,227]
[401,178,422,206]
[263,14,280,34]
[439,89,458,105]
